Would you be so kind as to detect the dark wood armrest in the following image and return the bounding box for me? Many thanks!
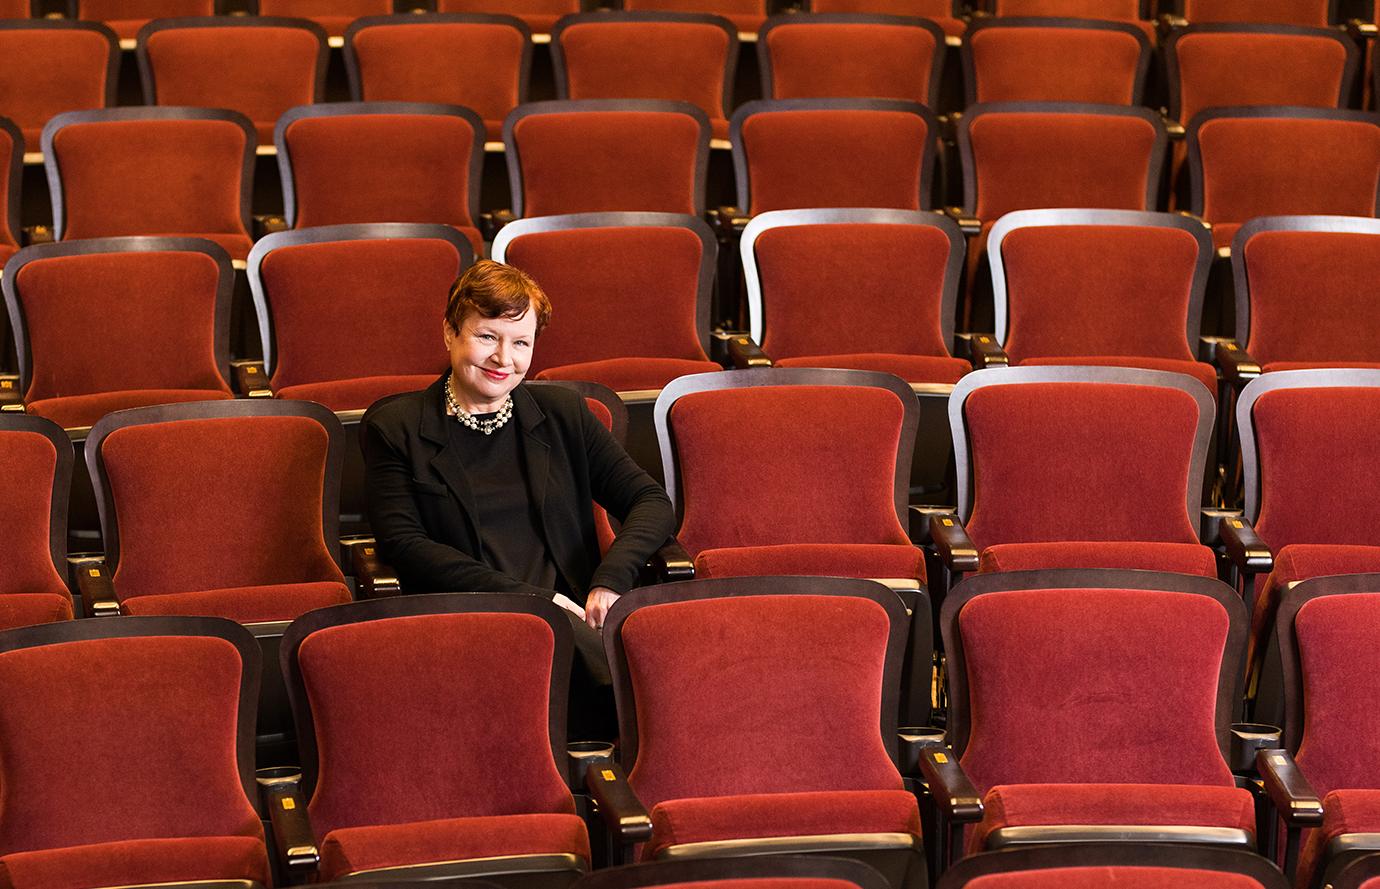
[1221,516,1273,576]
[1348,18,1378,38]
[711,206,751,237]
[726,335,772,369]
[1157,13,1188,33]
[21,224,53,246]
[967,334,1009,369]
[918,746,983,823]
[258,770,320,880]
[586,761,653,844]
[482,209,517,240]
[1161,113,1186,139]
[233,362,273,398]
[345,539,401,599]
[943,206,982,236]
[929,513,980,573]
[644,538,694,585]
[74,560,119,617]
[1214,340,1261,384]
[1257,749,1324,827]
[253,215,288,238]
[0,375,23,408]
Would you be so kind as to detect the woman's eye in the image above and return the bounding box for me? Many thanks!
[478,333,496,342]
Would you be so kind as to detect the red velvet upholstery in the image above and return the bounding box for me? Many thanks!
[0,0,27,14]
[501,225,712,381]
[437,0,578,33]
[14,249,232,428]
[0,595,72,630]
[320,813,590,882]
[1249,546,1380,663]
[1195,116,1380,249]
[621,594,907,807]
[1241,230,1380,367]
[1019,356,1217,394]
[0,431,67,602]
[511,109,705,216]
[48,117,253,258]
[965,868,1265,889]
[809,0,964,38]
[1172,31,1349,127]
[100,415,346,616]
[558,19,733,140]
[0,27,112,150]
[257,236,461,408]
[121,581,351,623]
[971,784,1256,853]
[978,541,1218,576]
[961,382,1203,551]
[750,222,959,372]
[994,0,1140,15]
[282,112,481,239]
[694,543,925,582]
[763,21,939,104]
[621,0,766,34]
[144,24,322,145]
[644,790,922,860]
[0,634,267,884]
[645,882,858,889]
[968,25,1145,105]
[1182,0,1330,26]
[669,386,911,557]
[257,0,390,37]
[740,108,930,214]
[77,0,213,39]
[1300,790,1380,889]
[585,396,617,556]
[349,20,527,141]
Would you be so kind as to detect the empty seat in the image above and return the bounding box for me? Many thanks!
[254,0,391,37]
[491,213,720,393]
[758,14,944,107]
[2,237,235,430]
[137,16,328,146]
[344,13,531,142]
[0,616,271,888]
[84,399,352,622]
[436,0,578,34]
[618,0,767,35]
[246,223,472,411]
[986,209,1218,395]
[0,414,73,628]
[0,20,118,151]
[276,102,485,253]
[280,593,590,883]
[552,12,736,142]
[936,845,1289,889]
[741,208,971,386]
[76,1,215,41]
[505,100,711,218]
[1173,0,1332,26]
[42,107,256,260]
[961,18,1151,106]
[0,116,19,267]
[808,0,966,41]
[1187,107,1380,251]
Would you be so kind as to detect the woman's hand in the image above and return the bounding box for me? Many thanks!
[585,587,621,630]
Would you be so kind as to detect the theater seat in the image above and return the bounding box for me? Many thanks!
[76,0,213,40]
[619,0,768,35]
[0,21,118,151]
[0,836,271,889]
[962,18,1151,105]
[935,844,1290,889]
[255,0,391,37]
[1175,0,1331,26]
[436,0,578,34]
[759,14,944,107]
[809,0,965,40]
[0,415,74,628]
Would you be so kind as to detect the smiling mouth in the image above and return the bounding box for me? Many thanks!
[480,368,510,381]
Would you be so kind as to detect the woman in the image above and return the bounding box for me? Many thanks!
[363,260,676,734]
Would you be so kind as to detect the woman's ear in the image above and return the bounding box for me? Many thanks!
[442,319,454,349]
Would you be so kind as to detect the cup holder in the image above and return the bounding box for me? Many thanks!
[568,741,616,787]
[255,766,302,788]
[1230,722,1283,772]
[898,726,947,776]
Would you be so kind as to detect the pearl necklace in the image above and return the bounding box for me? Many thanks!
[445,373,514,435]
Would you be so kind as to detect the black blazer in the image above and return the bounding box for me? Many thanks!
[363,376,675,602]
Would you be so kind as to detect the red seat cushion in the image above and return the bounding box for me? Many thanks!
[979,541,1218,577]
[1301,790,1380,889]
[971,783,1256,853]
[319,812,590,882]
[1252,544,1380,654]
[0,835,270,889]
[534,358,720,392]
[694,543,925,583]
[0,594,73,630]
[964,867,1266,889]
[26,388,234,430]
[1262,360,1380,373]
[644,789,921,860]
[275,374,438,412]
[1019,356,1217,397]
[119,581,352,624]
[776,353,969,385]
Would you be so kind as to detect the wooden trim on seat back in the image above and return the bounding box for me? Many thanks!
[936,843,1290,888]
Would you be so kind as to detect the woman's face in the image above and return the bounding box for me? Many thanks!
[443,306,538,413]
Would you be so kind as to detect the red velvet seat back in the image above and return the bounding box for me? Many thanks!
[0,24,115,150]
[13,249,230,404]
[1181,0,1330,25]
[0,430,67,596]
[297,611,574,840]
[762,19,940,105]
[961,382,1203,549]
[1169,29,1351,126]
[996,223,1201,362]
[0,123,17,252]
[811,0,954,13]
[959,867,1269,888]
[621,0,767,33]
[347,19,528,140]
[621,593,903,808]
[1239,228,1380,367]
[499,224,710,374]
[280,109,481,231]
[257,0,390,36]
[1250,387,1380,550]
[965,107,1161,223]
[956,587,1235,793]
[0,0,28,15]
[99,415,344,595]
[0,633,262,851]
[750,220,956,359]
[994,0,1142,15]
[254,234,463,391]
[669,385,910,555]
[737,104,932,214]
[966,23,1146,105]
[142,22,325,145]
[437,0,578,33]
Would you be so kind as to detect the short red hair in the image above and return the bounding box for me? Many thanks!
[445,259,551,335]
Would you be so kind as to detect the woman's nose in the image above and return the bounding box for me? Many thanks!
[492,342,511,366]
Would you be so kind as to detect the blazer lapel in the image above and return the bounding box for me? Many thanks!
[419,375,482,547]
[515,385,550,514]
